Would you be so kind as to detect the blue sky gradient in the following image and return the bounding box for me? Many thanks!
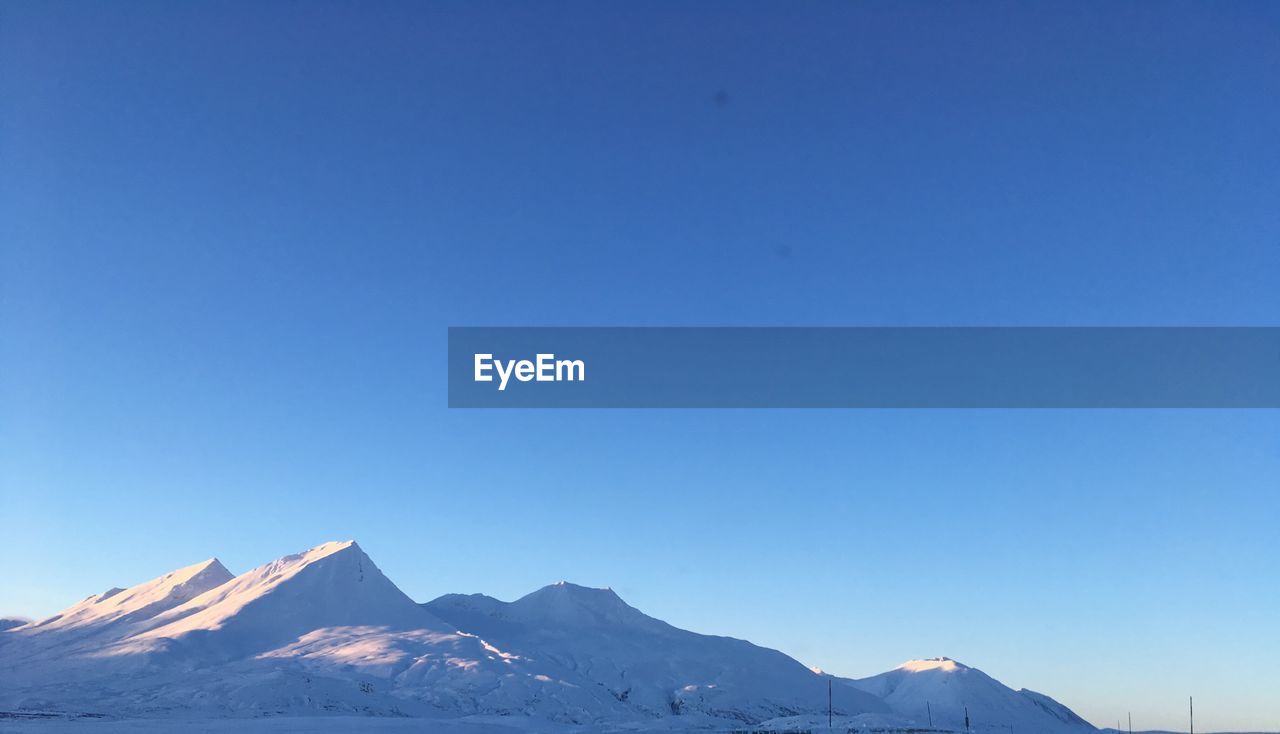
[2,2,1278,729]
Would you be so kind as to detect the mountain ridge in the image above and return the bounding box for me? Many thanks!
[1,540,1097,731]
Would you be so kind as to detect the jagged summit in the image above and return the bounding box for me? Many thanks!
[897,656,970,673]
[544,580,619,595]
[552,580,614,591]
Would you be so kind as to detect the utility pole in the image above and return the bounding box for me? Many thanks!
[1129,711,1132,734]
[1190,697,1194,734]
[927,701,933,728]
[965,705,971,734]
[828,677,832,730]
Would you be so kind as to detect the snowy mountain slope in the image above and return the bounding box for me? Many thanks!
[1,544,560,719]
[0,557,234,664]
[1019,688,1097,730]
[112,541,438,661]
[12,557,233,636]
[1,541,1095,732]
[0,543,689,723]
[0,616,31,631]
[844,658,1095,734]
[425,581,889,723]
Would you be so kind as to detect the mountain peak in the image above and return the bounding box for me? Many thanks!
[510,581,649,628]
[897,657,970,673]
[186,556,233,582]
[526,581,627,606]
[18,555,236,635]
[3,540,1093,731]
[548,580,617,595]
[281,540,360,563]
[124,539,432,659]
[848,657,1094,734]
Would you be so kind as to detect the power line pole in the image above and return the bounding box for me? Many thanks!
[1129,711,1132,734]
[828,677,832,730]
[1190,697,1194,734]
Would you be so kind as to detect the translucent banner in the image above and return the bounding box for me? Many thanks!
[447,327,1280,408]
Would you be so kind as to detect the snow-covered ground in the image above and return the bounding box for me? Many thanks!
[0,714,943,734]
[0,540,1096,733]
[0,715,548,733]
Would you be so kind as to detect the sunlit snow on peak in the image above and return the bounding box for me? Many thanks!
[898,657,968,673]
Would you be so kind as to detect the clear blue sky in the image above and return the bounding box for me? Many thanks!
[2,1,1278,730]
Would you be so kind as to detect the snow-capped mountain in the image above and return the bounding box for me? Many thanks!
[0,541,1096,732]
[1,556,235,667]
[844,657,1095,734]
[110,540,434,662]
[425,581,889,723]
[15,556,233,636]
